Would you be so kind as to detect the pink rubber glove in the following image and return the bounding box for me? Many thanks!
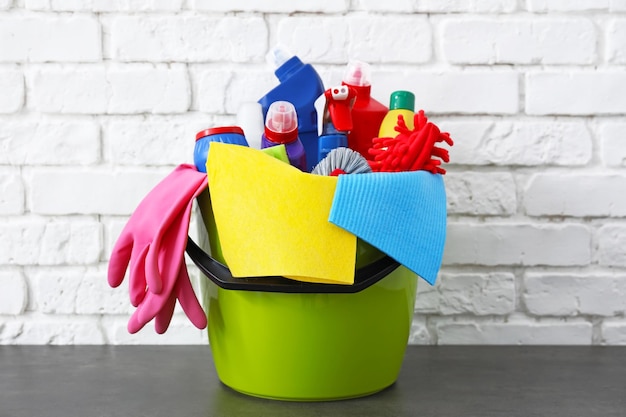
[108,164,208,331]
[127,189,207,333]
[108,164,206,301]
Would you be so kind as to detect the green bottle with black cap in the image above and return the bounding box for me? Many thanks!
[378,90,416,138]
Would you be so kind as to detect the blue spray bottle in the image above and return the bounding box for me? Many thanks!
[258,46,325,172]
[316,85,356,163]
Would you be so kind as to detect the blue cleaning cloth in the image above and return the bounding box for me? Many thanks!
[328,171,447,285]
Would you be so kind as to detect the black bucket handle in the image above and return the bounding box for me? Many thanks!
[185,236,400,294]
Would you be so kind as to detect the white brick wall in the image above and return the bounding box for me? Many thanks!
[441,17,597,65]
[0,15,101,62]
[27,64,191,114]
[442,119,593,166]
[0,67,23,113]
[600,121,626,166]
[110,16,268,62]
[1,2,625,345]
[526,72,626,115]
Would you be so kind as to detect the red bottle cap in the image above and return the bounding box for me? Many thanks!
[195,126,244,141]
[264,101,298,144]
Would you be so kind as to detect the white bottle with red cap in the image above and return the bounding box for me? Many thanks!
[261,101,307,171]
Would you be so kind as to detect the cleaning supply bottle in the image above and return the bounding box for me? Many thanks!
[261,101,307,171]
[194,126,248,173]
[316,85,355,163]
[258,46,325,171]
[341,61,388,158]
[378,90,415,139]
[236,102,265,149]
[318,132,348,163]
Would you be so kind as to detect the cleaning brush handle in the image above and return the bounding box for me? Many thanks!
[185,236,400,294]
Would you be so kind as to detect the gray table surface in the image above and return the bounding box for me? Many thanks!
[1,345,625,417]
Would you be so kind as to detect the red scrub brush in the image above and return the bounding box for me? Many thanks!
[368,110,454,174]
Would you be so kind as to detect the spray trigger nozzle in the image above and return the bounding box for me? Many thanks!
[323,85,356,133]
[330,86,350,101]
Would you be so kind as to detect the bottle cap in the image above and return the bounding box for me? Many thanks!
[266,45,293,69]
[389,90,415,111]
[264,101,298,144]
[342,60,371,87]
[195,126,245,141]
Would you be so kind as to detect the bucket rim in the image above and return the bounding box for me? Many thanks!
[185,236,400,294]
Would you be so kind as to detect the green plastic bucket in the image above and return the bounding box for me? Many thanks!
[188,190,418,401]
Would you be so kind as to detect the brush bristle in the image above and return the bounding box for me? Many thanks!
[312,147,372,176]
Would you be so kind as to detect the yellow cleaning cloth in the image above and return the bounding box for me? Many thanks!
[206,143,357,285]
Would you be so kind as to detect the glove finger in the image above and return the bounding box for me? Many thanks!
[129,244,149,307]
[136,243,185,325]
[169,184,208,329]
[144,242,163,295]
[176,263,207,330]
[107,229,134,288]
[127,309,146,334]
[136,259,206,332]
[144,168,206,296]
[127,287,164,334]
[144,193,192,296]
[154,292,177,334]
[146,182,202,295]
[143,190,193,300]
